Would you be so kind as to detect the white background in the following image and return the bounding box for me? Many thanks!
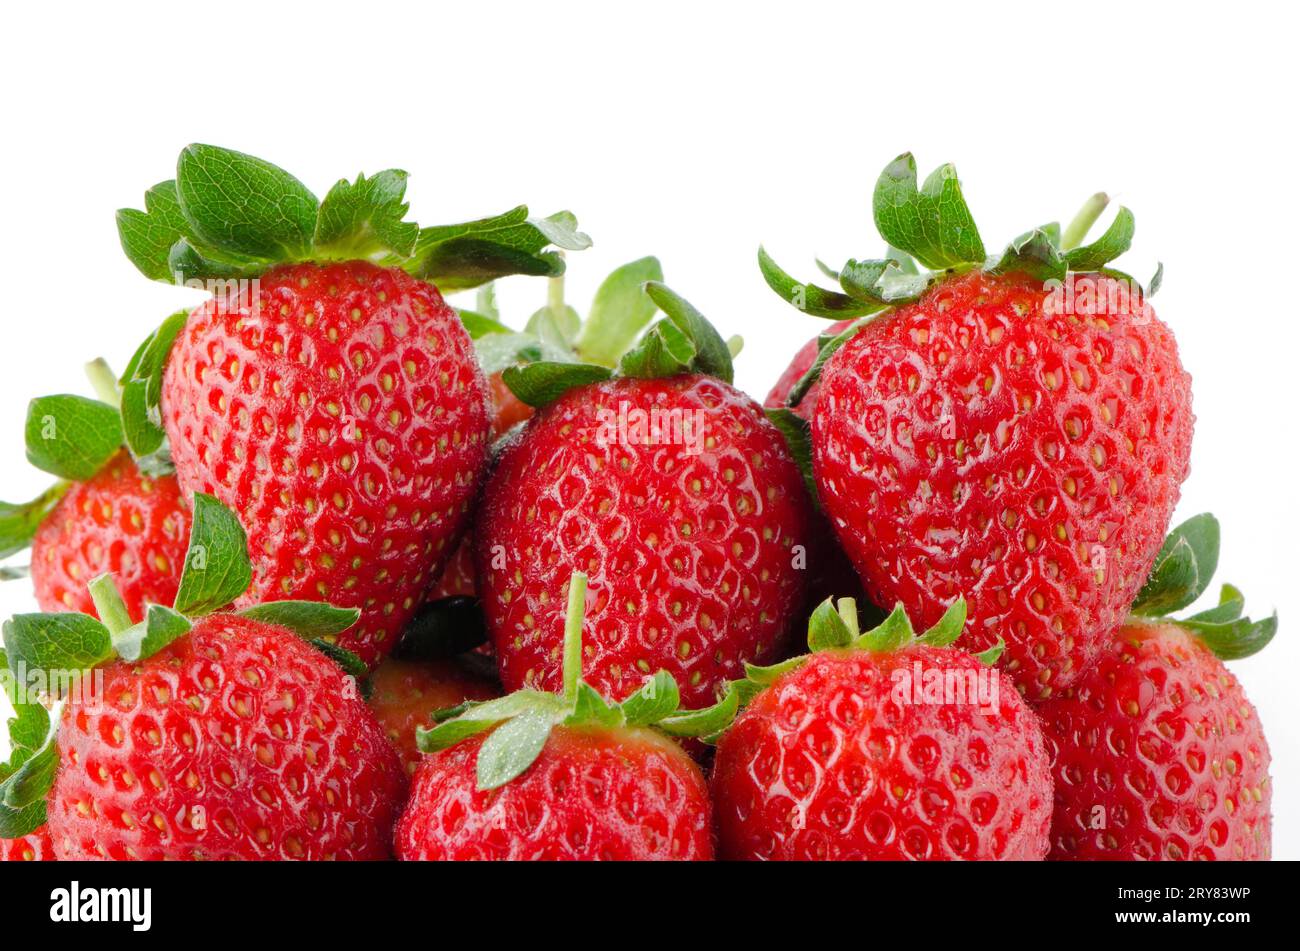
[2,0,1296,858]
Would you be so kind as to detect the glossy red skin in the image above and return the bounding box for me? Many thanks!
[1040,623,1271,860]
[0,826,54,861]
[368,657,500,778]
[488,371,534,438]
[814,270,1193,698]
[395,725,713,860]
[476,375,813,709]
[31,451,190,622]
[712,646,1053,860]
[162,261,490,668]
[47,613,403,860]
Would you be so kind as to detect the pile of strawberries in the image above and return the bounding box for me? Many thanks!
[0,147,1275,862]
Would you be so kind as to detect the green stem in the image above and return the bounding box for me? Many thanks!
[547,270,566,322]
[84,358,120,409]
[562,571,588,701]
[1061,192,1110,252]
[836,597,860,639]
[88,573,133,636]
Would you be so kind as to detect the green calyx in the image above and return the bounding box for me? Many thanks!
[762,151,1164,409]
[488,272,739,410]
[661,596,1003,743]
[0,493,367,837]
[2,359,136,571]
[1129,514,1277,660]
[118,144,588,288]
[415,570,731,791]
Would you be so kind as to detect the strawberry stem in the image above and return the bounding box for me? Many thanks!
[88,573,132,636]
[547,270,566,322]
[562,570,588,701]
[1061,192,1110,252]
[84,358,120,409]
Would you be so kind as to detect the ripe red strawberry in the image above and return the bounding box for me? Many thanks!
[116,145,585,667]
[763,155,1192,698]
[763,318,855,423]
[1039,515,1275,860]
[30,451,189,620]
[710,597,1052,860]
[395,571,718,860]
[2,493,404,860]
[48,612,402,860]
[369,656,499,777]
[161,260,488,667]
[476,284,814,710]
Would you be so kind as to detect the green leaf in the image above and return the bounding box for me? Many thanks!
[807,597,854,651]
[529,211,593,252]
[855,603,915,653]
[885,245,920,273]
[839,258,933,305]
[116,180,191,282]
[873,154,985,270]
[618,317,697,379]
[1180,612,1277,661]
[575,257,665,366]
[457,308,513,339]
[119,310,188,475]
[568,682,625,728]
[2,613,113,690]
[917,598,967,648]
[642,282,734,384]
[525,304,582,354]
[501,361,612,408]
[0,484,69,560]
[309,640,368,679]
[1187,584,1245,625]
[237,601,360,638]
[974,638,1006,666]
[656,686,741,740]
[1131,514,1220,617]
[175,144,319,260]
[475,707,562,790]
[166,238,268,284]
[404,206,580,291]
[476,283,501,322]
[2,728,59,811]
[25,395,122,481]
[1148,262,1164,296]
[172,493,253,617]
[416,691,564,753]
[392,597,488,660]
[758,246,884,319]
[619,671,680,727]
[313,169,419,259]
[991,228,1067,282]
[0,679,60,835]
[764,408,817,503]
[475,332,546,376]
[112,604,192,663]
[1064,207,1135,272]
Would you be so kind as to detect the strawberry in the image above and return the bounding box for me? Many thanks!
[370,655,499,777]
[708,597,1053,860]
[475,283,814,710]
[30,451,189,619]
[427,258,669,601]
[1039,515,1275,860]
[3,362,189,622]
[114,145,588,667]
[762,155,1192,698]
[395,571,722,860]
[1,493,404,860]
